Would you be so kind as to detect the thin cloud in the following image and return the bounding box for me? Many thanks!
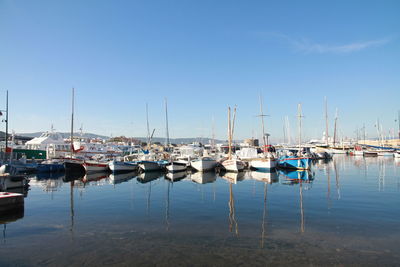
[257,32,392,54]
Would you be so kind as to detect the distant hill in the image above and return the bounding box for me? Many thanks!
[133,137,227,144]
[16,132,110,140]
[13,132,233,144]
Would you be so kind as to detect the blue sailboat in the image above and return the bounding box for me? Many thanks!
[278,103,312,170]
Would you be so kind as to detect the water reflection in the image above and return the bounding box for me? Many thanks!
[220,171,245,184]
[165,171,187,182]
[109,171,137,185]
[190,171,216,184]
[250,170,279,184]
[2,156,400,265]
[0,208,24,243]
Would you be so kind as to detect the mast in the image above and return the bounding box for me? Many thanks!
[5,90,8,160]
[398,110,400,141]
[211,116,215,150]
[70,88,74,157]
[164,98,170,148]
[146,103,150,147]
[333,108,338,147]
[228,107,232,160]
[325,97,329,146]
[258,95,268,154]
[297,103,303,155]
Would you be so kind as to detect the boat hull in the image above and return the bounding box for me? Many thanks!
[139,161,162,172]
[278,156,311,170]
[83,161,109,173]
[166,162,187,172]
[221,159,245,172]
[109,161,138,173]
[191,159,217,172]
[250,158,277,171]
[64,159,85,174]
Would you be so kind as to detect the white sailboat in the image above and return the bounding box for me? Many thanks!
[250,95,277,171]
[221,106,245,172]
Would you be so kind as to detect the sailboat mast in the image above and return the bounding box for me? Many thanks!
[259,95,267,152]
[5,90,8,160]
[333,108,338,147]
[297,103,302,155]
[398,110,400,140]
[70,88,74,157]
[228,107,232,160]
[164,98,170,148]
[325,97,329,146]
[146,103,150,147]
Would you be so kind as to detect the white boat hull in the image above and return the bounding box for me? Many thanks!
[354,151,364,156]
[394,153,400,158]
[191,159,217,172]
[221,159,245,172]
[166,163,187,172]
[250,158,277,170]
[377,151,394,157]
[109,161,138,172]
[83,161,109,173]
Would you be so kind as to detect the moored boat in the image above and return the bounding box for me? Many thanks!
[83,160,109,173]
[108,160,138,173]
[190,157,217,172]
[250,157,277,171]
[221,158,246,172]
[139,160,162,172]
[166,160,187,173]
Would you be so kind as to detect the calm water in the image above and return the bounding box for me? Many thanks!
[1,156,400,266]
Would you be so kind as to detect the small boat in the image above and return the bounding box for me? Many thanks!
[221,158,246,172]
[278,155,312,170]
[394,151,400,158]
[0,174,29,191]
[37,159,65,173]
[364,151,378,157]
[190,157,217,172]
[83,160,109,173]
[221,106,246,173]
[64,157,85,174]
[108,160,138,173]
[166,160,187,173]
[250,157,277,171]
[139,160,162,172]
[0,192,24,213]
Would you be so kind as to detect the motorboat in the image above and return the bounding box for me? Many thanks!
[108,160,138,173]
[190,157,217,172]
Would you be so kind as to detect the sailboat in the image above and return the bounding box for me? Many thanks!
[64,88,85,175]
[278,104,312,170]
[250,96,277,171]
[221,106,245,172]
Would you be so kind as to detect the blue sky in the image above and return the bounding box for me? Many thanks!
[0,0,399,142]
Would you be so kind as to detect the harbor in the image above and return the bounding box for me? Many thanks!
[2,0,400,265]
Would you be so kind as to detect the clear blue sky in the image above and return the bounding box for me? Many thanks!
[1,0,399,142]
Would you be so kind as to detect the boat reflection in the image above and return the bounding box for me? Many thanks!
[165,171,187,182]
[260,183,268,248]
[250,170,279,184]
[137,171,164,184]
[109,171,137,185]
[0,207,24,243]
[80,171,109,186]
[228,183,239,236]
[279,169,314,184]
[220,171,245,184]
[190,171,217,184]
